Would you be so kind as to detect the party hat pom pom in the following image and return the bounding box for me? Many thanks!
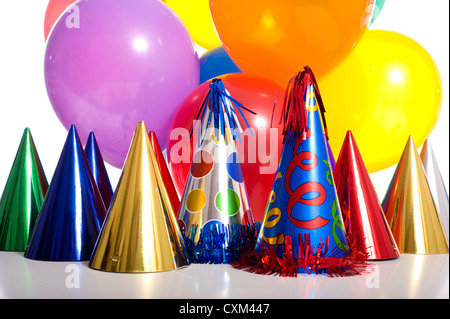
[232,67,371,276]
[0,128,48,251]
[84,131,114,209]
[382,136,448,254]
[24,125,106,261]
[89,122,189,272]
[178,78,258,263]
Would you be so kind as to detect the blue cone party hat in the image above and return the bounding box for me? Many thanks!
[84,131,114,210]
[233,67,369,276]
[178,78,259,264]
[24,125,107,261]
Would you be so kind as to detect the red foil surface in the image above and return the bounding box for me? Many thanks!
[333,131,399,260]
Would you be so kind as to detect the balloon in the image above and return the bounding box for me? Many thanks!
[167,73,285,222]
[369,0,386,28]
[44,0,199,169]
[319,30,442,173]
[199,46,241,84]
[164,0,221,49]
[209,0,375,86]
[44,0,77,41]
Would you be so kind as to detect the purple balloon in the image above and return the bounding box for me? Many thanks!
[44,0,199,168]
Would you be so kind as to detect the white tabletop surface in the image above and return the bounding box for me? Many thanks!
[0,251,447,299]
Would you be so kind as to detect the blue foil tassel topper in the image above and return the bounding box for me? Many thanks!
[192,78,255,146]
[24,125,107,261]
[84,131,114,210]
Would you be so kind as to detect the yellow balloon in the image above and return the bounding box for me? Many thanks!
[163,0,221,49]
[319,30,442,173]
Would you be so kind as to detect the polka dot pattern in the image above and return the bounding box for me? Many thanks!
[186,189,206,212]
[226,152,244,183]
[177,111,254,239]
[215,189,241,216]
[190,150,213,178]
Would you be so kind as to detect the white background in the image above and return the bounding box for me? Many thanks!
[0,0,448,299]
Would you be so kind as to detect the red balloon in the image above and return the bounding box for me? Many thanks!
[44,0,77,41]
[167,73,285,222]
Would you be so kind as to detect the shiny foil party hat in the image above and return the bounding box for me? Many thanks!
[0,128,48,251]
[333,131,399,260]
[84,131,114,210]
[382,136,448,254]
[233,67,369,276]
[420,139,449,239]
[24,125,107,261]
[149,131,180,216]
[89,121,188,273]
[177,78,258,264]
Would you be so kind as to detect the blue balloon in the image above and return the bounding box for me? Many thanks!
[199,46,241,83]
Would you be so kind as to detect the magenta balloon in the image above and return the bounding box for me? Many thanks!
[44,0,199,168]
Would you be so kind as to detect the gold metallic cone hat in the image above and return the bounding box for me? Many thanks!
[89,121,189,272]
[382,136,448,254]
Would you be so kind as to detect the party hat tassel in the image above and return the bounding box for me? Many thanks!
[233,67,370,276]
[382,136,448,254]
[0,128,48,251]
[420,139,449,239]
[178,78,257,264]
[89,121,188,272]
[24,125,106,261]
[84,131,114,210]
[333,131,399,260]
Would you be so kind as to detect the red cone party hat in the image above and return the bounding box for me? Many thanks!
[333,131,399,260]
[149,131,180,216]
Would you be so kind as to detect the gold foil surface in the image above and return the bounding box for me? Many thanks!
[89,122,189,272]
[383,136,448,254]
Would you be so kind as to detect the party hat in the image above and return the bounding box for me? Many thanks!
[84,131,114,210]
[89,121,188,272]
[233,67,369,276]
[0,128,48,251]
[24,125,107,261]
[333,131,399,260]
[420,139,449,239]
[177,78,258,264]
[149,131,180,216]
[382,136,448,254]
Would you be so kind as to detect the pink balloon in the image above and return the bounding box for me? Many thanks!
[44,0,199,168]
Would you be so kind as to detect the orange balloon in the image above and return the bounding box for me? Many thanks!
[44,0,77,41]
[209,0,375,85]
